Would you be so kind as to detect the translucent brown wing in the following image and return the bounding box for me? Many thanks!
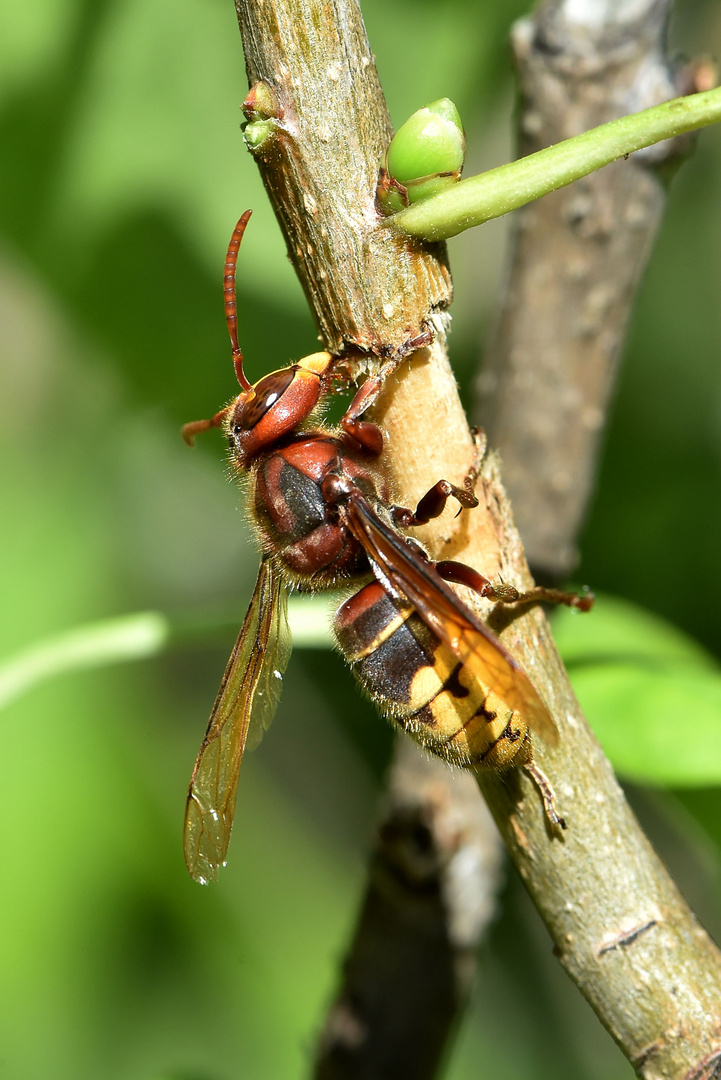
[184,556,291,883]
[345,497,557,745]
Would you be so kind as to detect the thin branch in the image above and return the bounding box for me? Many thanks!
[0,613,169,710]
[389,87,721,242]
[373,333,721,1079]
[0,600,332,712]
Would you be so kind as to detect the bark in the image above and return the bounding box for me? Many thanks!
[234,0,451,357]
[375,334,721,1078]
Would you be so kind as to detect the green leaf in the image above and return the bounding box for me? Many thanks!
[553,596,721,785]
[243,119,281,153]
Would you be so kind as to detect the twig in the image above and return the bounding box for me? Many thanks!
[389,89,721,242]
[0,613,169,711]
[0,600,334,713]
[234,0,450,357]
[373,332,721,1078]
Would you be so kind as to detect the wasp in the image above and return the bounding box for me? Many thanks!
[182,211,592,884]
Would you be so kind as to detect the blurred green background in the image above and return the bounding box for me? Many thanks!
[1,0,720,1077]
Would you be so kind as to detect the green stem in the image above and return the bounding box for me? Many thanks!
[390,88,721,241]
[0,600,336,712]
[0,614,170,711]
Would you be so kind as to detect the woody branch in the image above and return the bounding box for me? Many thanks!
[233,0,721,1075]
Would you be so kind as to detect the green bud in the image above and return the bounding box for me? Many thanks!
[242,81,281,122]
[386,98,465,185]
[243,119,279,153]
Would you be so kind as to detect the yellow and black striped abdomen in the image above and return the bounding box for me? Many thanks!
[334,582,531,771]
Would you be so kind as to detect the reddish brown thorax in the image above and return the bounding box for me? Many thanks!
[251,432,381,583]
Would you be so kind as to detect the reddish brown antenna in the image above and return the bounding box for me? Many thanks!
[181,406,233,447]
[180,212,254,446]
[224,210,253,391]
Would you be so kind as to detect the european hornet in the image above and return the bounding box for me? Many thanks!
[182,211,592,884]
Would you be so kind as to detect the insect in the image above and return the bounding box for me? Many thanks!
[182,211,592,884]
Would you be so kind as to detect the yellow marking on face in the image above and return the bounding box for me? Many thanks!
[297,351,333,376]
